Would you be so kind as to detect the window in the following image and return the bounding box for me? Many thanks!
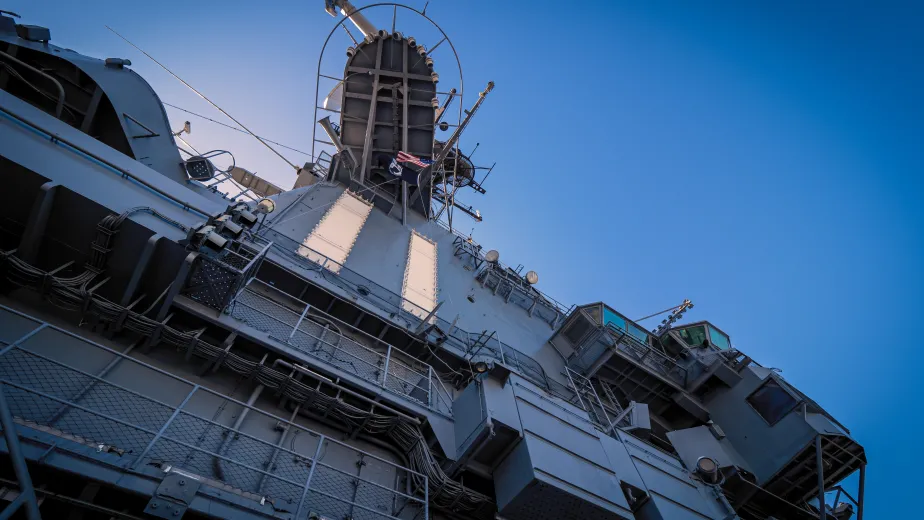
[564,315,593,345]
[747,378,800,426]
[708,325,731,350]
[678,326,708,348]
[628,323,649,345]
[660,333,684,356]
[603,307,627,332]
[585,304,602,324]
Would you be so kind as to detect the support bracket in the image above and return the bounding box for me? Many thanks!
[143,471,202,519]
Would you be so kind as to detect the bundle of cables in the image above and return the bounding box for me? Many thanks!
[1,209,495,518]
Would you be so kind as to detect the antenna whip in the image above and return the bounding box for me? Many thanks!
[105,26,299,171]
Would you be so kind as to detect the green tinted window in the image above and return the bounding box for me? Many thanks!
[603,307,627,332]
[678,326,708,348]
[708,326,731,350]
[660,333,683,355]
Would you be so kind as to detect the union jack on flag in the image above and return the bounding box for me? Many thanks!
[397,151,433,168]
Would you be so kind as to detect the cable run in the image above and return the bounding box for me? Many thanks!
[1,251,495,518]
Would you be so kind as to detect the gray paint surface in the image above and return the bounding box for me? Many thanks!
[0,31,190,185]
[0,89,222,240]
[0,9,867,520]
[705,366,816,484]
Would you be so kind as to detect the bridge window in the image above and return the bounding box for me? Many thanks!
[708,325,731,350]
[678,326,708,348]
[747,378,800,426]
[603,307,627,332]
[628,323,649,344]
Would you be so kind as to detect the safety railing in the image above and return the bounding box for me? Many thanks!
[259,226,552,393]
[182,234,272,314]
[261,227,428,324]
[228,281,454,417]
[0,383,42,520]
[0,317,428,520]
[465,331,549,390]
[605,324,688,387]
[437,218,573,319]
[0,48,66,119]
[475,262,567,326]
[564,366,614,430]
[545,377,580,404]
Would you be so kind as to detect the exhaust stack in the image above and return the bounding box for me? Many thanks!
[318,116,345,153]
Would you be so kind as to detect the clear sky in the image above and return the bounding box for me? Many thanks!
[8,0,923,516]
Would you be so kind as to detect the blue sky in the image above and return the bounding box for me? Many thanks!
[9,0,923,516]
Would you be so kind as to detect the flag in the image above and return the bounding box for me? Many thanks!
[398,151,433,168]
[388,157,421,186]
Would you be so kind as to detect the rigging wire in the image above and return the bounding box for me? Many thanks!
[636,303,686,323]
[163,102,316,159]
[105,25,300,171]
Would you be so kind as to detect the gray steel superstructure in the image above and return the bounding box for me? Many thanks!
[0,3,867,519]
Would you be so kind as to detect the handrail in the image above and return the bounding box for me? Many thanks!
[260,226,552,391]
[432,377,454,413]
[0,48,65,118]
[0,312,432,479]
[248,280,425,373]
[476,259,572,316]
[1,352,428,518]
[234,295,389,373]
[0,384,42,520]
[604,323,687,385]
[438,217,572,316]
[232,286,451,416]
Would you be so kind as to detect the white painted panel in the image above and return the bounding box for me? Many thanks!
[297,190,372,273]
[402,231,438,320]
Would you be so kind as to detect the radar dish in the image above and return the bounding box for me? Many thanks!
[485,250,499,263]
[323,81,344,112]
[525,271,539,284]
[433,141,475,188]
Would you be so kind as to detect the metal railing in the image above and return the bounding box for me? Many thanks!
[0,319,428,520]
[605,324,689,387]
[0,383,42,520]
[262,227,430,325]
[475,262,568,325]
[258,227,553,392]
[0,48,65,119]
[464,331,549,390]
[229,281,454,417]
[434,218,573,318]
[182,234,272,313]
[564,367,614,430]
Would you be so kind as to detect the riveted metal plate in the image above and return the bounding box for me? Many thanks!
[143,472,202,519]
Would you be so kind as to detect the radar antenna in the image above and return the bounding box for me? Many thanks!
[312,1,493,231]
[636,299,694,335]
